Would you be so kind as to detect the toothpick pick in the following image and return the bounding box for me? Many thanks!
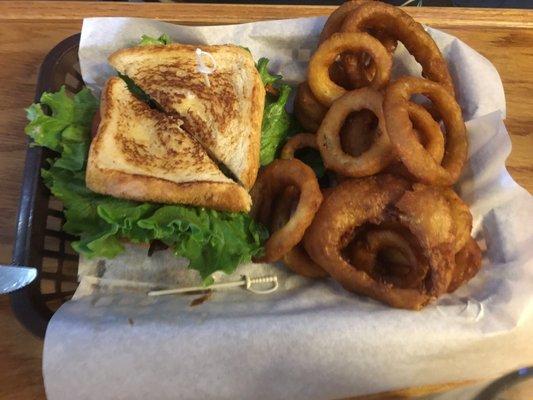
[195,48,217,87]
[147,275,279,297]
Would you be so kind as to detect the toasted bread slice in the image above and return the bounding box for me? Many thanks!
[109,44,265,189]
[86,77,251,212]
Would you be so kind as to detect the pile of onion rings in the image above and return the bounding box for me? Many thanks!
[303,176,481,309]
[252,1,482,309]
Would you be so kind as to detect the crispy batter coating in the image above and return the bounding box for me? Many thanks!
[448,238,482,293]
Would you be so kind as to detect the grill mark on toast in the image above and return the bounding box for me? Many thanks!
[118,72,165,112]
[177,122,243,185]
[113,91,216,175]
[118,69,243,185]
[134,65,238,147]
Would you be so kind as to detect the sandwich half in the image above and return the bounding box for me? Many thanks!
[86,77,252,212]
[109,43,265,189]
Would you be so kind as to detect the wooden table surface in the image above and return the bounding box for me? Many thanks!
[0,2,532,399]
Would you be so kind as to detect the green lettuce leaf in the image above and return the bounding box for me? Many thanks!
[25,87,98,171]
[257,58,293,165]
[260,84,292,165]
[257,58,321,172]
[256,57,282,86]
[26,86,267,280]
[138,207,267,278]
[256,58,325,177]
[139,33,171,46]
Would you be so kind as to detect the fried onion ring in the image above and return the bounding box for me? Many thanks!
[251,159,322,263]
[317,88,394,177]
[268,187,296,232]
[308,32,392,106]
[304,176,461,309]
[283,245,329,279]
[448,237,482,293]
[269,186,328,279]
[320,1,397,89]
[294,82,328,133]
[320,0,368,44]
[384,77,467,186]
[341,1,455,95]
[280,133,317,160]
[303,175,440,310]
[320,1,397,51]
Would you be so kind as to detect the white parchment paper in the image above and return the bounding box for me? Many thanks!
[43,17,533,400]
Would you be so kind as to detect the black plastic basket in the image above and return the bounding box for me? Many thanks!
[11,34,83,338]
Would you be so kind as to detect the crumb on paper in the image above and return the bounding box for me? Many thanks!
[189,291,213,307]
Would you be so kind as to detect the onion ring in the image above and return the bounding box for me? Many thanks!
[304,176,461,308]
[320,1,397,52]
[320,0,369,44]
[294,82,328,133]
[308,32,392,106]
[384,77,467,186]
[280,133,317,160]
[251,159,323,263]
[341,1,455,95]
[320,1,397,89]
[448,237,482,293]
[284,244,329,279]
[269,186,328,279]
[303,175,440,310]
[348,228,428,289]
[343,52,388,89]
[317,88,394,177]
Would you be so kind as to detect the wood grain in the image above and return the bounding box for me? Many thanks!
[2,2,533,28]
[0,297,45,400]
[0,3,531,400]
